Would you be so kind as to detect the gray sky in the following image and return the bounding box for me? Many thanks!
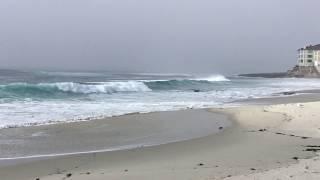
[0,0,319,75]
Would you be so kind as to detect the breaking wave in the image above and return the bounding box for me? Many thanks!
[53,82,151,94]
[0,75,230,97]
[191,75,230,82]
[0,82,151,97]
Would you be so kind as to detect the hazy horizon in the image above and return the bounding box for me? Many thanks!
[1,0,320,74]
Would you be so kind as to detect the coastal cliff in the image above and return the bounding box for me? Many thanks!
[287,66,320,78]
[240,66,320,78]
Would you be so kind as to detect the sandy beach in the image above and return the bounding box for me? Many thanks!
[0,110,229,159]
[1,95,320,180]
[1,0,319,178]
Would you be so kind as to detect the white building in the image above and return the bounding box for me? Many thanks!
[298,44,320,70]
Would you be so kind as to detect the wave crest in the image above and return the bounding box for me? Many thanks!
[192,75,230,82]
[0,74,229,97]
[0,82,152,96]
[51,82,151,94]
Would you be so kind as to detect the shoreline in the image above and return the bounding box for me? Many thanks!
[2,87,320,130]
[1,97,320,179]
[234,89,320,106]
[0,109,230,161]
[1,89,318,161]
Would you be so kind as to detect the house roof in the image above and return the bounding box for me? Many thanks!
[299,44,320,51]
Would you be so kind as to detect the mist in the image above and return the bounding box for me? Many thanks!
[1,0,320,75]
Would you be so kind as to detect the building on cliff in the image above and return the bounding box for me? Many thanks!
[298,44,320,69]
[288,44,320,77]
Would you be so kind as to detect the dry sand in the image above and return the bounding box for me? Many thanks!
[1,101,320,180]
[226,102,320,180]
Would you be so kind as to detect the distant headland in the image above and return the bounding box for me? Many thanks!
[240,44,320,78]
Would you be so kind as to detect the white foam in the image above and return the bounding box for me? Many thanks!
[1,78,320,129]
[44,81,151,94]
[192,75,230,82]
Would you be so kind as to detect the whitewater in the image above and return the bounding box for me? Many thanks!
[1,70,320,129]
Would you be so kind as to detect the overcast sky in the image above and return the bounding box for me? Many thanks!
[0,0,319,75]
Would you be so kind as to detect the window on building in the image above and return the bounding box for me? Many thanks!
[308,60,313,63]
[301,60,303,63]
[308,55,313,58]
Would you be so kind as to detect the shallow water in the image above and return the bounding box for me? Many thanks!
[0,109,230,159]
[1,70,320,128]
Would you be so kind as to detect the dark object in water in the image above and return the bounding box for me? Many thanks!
[292,157,299,160]
[283,92,296,95]
[305,148,320,152]
[198,163,204,166]
[305,145,320,148]
[301,136,310,139]
[193,89,201,92]
[219,127,224,130]
[250,168,256,171]
[66,173,72,178]
[124,169,128,172]
[36,178,40,180]
[258,129,267,132]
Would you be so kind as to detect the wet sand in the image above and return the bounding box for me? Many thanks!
[0,109,229,160]
[1,100,320,180]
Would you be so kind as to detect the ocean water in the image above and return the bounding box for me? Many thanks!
[1,69,320,129]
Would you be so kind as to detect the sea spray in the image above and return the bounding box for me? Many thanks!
[191,74,231,82]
